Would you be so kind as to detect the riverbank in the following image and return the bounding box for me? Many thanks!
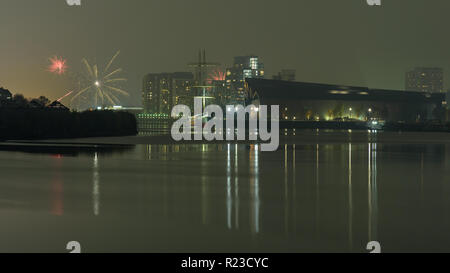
[0,109,138,141]
[4,130,450,147]
[281,120,450,132]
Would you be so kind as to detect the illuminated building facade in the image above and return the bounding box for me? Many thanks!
[225,56,265,104]
[142,72,194,114]
[246,79,445,122]
[405,67,444,93]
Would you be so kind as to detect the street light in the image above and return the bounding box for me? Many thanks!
[367,108,373,121]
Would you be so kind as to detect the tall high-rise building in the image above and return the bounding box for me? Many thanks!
[142,72,194,114]
[405,67,444,93]
[225,56,265,103]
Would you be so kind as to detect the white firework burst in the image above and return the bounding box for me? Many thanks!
[72,50,129,108]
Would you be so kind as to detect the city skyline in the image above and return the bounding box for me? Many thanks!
[0,0,450,257]
[2,0,450,106]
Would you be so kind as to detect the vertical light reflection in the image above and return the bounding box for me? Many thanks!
[373,143,378,239]
[284,144,289,235]
[348,143,353,250]
[162,145,168,161]
[293,144,297,235]
[227,144,232,230]
[201,145,207,225]
[93,152,100,216]
[315,144,320,238]
[234,144,239,229]
[250,144,260,234]
[420,152,424,206]
[252,144,260,233]
[51,180,64,216]
[368,143,378,241]
[147,144,152,160]
[368,144,371,241]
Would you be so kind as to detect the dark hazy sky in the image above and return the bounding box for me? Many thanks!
[0,0,449,105]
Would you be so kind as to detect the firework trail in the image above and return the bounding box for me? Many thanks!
[71,51,129,108]
[48,56,68,75]
[56,91,73,102]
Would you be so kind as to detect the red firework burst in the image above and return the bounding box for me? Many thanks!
[208,69,226,82]
[48,56,68,75]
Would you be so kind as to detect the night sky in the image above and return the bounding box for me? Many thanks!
[0,0,449,105]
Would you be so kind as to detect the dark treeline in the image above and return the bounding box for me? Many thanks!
[0,94,138,140]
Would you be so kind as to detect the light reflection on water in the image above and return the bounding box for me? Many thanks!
[0,132,449,252]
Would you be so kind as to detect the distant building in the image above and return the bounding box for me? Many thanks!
[225,56,265,103]
[273,69,296,81]
[47,101,70,111]
[446,90,450,121]
[142,72,194,115]
[104,106,143,115]
[246,78,444,122]
[0,87,12,101]
[405,67,444,93]
[447,89,450,107]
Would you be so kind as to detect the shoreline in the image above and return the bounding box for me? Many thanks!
[2,130,449,147]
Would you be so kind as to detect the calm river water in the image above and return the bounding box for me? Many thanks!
[0,130,449,253]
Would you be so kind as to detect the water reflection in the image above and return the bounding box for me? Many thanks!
[283,144,298,237]
[284,144,288,235]
[201,144,208,225]
[51,156,64,216]
[250,144,260,234]
[227,144,232,230]
[368,143,378,242]
[225,144,241,231]
[0,132,448,252]
[0,143,134,156]
[234,144,240,230]
[293,144,297,236]
[315,144,320,241]
[93,152,100,216]
[348,143,353,250]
